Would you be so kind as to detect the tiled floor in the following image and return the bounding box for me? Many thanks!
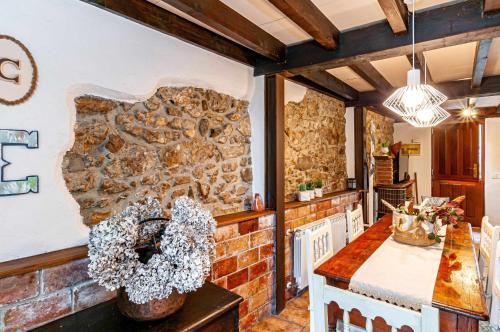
[249,291,310,332]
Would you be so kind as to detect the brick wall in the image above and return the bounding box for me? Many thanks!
[0,213,275,331]
[0,259,115,331]
[375,157,394,185]
[283,191,359,300]
[211,214,275,331]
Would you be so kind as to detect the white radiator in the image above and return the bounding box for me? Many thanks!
[292,213,347,291]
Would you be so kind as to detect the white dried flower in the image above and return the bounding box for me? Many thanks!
[88,196,216,304]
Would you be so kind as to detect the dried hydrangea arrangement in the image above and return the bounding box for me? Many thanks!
[88,196,216,304]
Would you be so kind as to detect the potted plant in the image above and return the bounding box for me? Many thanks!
[314,179,324,198]
[306,181,315,199]
[88,196,216,321]
[381,142,390,155]
[298,183,309,202]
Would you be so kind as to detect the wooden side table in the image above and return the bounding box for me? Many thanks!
[33,282,242,332]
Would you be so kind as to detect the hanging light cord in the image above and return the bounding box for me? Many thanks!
[412,0,415,69]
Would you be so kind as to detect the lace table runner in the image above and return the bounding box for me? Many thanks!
[348,227,446,311]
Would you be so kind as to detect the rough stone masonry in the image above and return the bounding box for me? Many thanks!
[63,86,253,225]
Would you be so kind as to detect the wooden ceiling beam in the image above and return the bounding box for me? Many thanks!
[267,0,340,49]
[471,39,493,88]
[406,53,434,84]
[255,0,500,75]
[347,75,500,107]
[484,0,500,13]
[83,0,261,66]
[158,0,285,61]
[299,71,359,101]
[377,0,408,34]
[350,61,393,93]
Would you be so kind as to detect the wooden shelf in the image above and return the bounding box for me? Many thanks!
[284,189,360,210]
[215,209,275,227]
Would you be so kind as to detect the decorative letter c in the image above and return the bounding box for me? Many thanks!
[0,58,20,84]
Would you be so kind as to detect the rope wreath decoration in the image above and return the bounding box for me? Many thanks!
[88,196,216,304]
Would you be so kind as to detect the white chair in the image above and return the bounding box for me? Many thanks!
[305,225,335,330]
[346,206,364,243]
[490,241,500,329]
[479,216,500,303]
[309,271,439,332]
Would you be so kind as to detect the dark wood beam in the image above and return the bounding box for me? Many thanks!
[406,53,433,84]
[300,71,359,100]
[484,0,500,13]
[377,0,408,34]
[286,76,349,101]
[265,74,285,314]
[471,39,493,88]
[255,0,500,75]
[350,61,393,93]
[158,0,285,60]
[83,0,260,67]
[347,75,500,107]
[267,0,340,49]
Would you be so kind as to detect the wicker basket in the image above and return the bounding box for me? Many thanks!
[391,213,436,247]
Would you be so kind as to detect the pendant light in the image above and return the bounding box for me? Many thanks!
[383,0,448,125]
[402,106,450,127]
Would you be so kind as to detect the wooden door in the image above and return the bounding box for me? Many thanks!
[432,122,484,227]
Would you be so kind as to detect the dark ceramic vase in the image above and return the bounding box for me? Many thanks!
[117,289,187,321]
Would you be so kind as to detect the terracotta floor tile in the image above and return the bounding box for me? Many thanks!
[249,316,303,332]
[286,291,309,310]
[279,306,310,327]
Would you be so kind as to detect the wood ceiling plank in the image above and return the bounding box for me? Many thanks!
[377,0,408,34]
[84,0,260,66]
[350,61,393,93]
[267,0,340,49]
[158,0,285,60]
[471,39,493,88]
[406,53,434,84]
[299,70,359,100]
[255,0,500,75]
[484,0,500,13]
[347,75,500,107]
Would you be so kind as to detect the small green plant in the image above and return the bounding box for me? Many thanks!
[306,182,314,190]
[298,183,306,192]
[381,142,388,148]
[314,179,323,189]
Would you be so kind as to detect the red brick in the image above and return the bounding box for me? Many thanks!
[284,208,298,221]
[239,299,249,317]
[305,213,316,224]
[257,302,272,321]
[213,277,227,288]
[310,204,318,213]
[238,248,259,269]
[332,196,341,205]
[215,242,226,260]
[42,258,90,293]
[227,235,249,254]
[325,208,335,216]
[232,283,249,299]
[214,224,238,242]
[317,200,332,211]
[258,272,273,290]
[238,219,258,235]
[73,282,117,311]
[249,289,269,312]
[212,256,237,279]
[3,290,71,331]
[250,229,273,247]
[297,205,310,218]
[316,210,327,220]
[259,243,273,259]
[239,310,258,331]
[0,272,38,305]
[249,261,268,281]
[227,268,248,289]
[258,215,274,230]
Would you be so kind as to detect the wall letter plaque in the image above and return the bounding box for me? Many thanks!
[0,35,38,106]
[0,129,39,196]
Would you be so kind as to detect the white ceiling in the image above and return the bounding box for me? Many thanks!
[327,67,375,92]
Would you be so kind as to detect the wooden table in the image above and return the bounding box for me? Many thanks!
[315,214,488,332]
[33,282,242,332]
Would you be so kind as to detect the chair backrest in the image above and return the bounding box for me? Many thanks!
[346,206,364,243]
[310,273,439,332]
[494,241,500,298]
[480,216,500,295]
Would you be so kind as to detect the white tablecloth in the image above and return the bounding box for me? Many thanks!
[348,227,446,311]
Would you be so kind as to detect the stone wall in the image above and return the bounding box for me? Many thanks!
[283,191,360,300]
[63,87,253,225]
[285,89,347,202]
[365,108,395,163]
[0,214,275,331]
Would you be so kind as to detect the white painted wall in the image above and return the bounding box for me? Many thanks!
[0,0,263,261]
[284,80,307,103]
[345,107,355,178]
[393,123,432,199]
[485,118,500,225]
